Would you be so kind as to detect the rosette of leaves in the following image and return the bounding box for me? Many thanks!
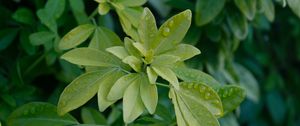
[57,8,246,125]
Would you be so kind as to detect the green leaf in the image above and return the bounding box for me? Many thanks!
[146,67,158,84]
[44,0,66,19]
[124,37,141,58]
[57,68,114,115]
[7,102,78,126]
[0,28,18,51]
[122,56,142,72]
[81,107,107,125]
[152,10,192,54]
[59,24,95,50]
[195,0,225,26]
[138,8,158,50]
[233,63,260,102]
[172,67,221,88]
[117,10,140,41]
[20,29,36,55]
[217,85,246,114]
[89,27,123,50]
[261,0,275,22]
[37,9,57,32]
[227,9,248,40]
[69,0,89,24]
[106,46,129,60]
[169,89,220,126]
[61,47,121,67]
[234,0,257,20]
[123,77,144,123]
[98,70,125,111]
[152,66,179,89]
[287,0,300,18]
[12,8,35,25]
[163,44,201,61]
[151,55,180,66]
[114,0,147,7]
[98,3,111,15]
[179,82,223,117]
[132,42,147,56]
[29,31,55,46]
[107,73,140,101]
[140,75,158,114]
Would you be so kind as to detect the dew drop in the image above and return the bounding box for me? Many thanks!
[168,20,174,27]
[162,27,170,37]
[205,92,211,99]
[214,100,220,104]
[200,86,206,93]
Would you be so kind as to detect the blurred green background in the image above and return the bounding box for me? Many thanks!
[0,0,300,126]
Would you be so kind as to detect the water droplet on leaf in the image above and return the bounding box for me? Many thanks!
[162,27,170,37]
[168,20,174,27]
[205,92,211,99]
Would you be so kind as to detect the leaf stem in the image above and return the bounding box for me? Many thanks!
[88,8,98,20]
[24,53,46,75]
[156,83,170,88]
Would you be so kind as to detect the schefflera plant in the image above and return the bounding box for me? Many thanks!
[58,8,246,125]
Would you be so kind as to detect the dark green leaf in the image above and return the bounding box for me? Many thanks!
[59,24,95,50]
[81,107,107,125]
[12,8,35,25]
[195,0,225,26]
[0,28,18,51]
[29,31,55,46]
[234,0,257,20]
[7,102,78,126]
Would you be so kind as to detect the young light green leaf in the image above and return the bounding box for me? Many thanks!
[81,107,107,125]
[152,10,192,54]
[138,8,158,49]
[114,0,147,7]
[261,0,275,22]
[234,0,257,20]
[179,82,223,117]
[151,55,180,66]
[12,8,35,25]
[172,67,221,88]
[122,56,142,72]
[61,47,121,67]
[217,85,246,114]
[124,37,141,58]
[69,0,89,24]
[59,24,95,50]
[57,68,114,115]
[98,3,110,15]
[29,31,55,46]
[163,44,201,61]
[89,27,123,50]
[98,70,125,111]
[123,77,145,123]
[152,66,179,89]
[117,10,140,41]
[140,75,158,114]
[146,67,158,84]
[169,89,220,126]
[121,7,143,28]
[287,0,300,18]
[44,0,66,19]
[195,0,225,26]
[227,9,248,40]
[107,73,140,101]
[7,102,78,126]
[132,42,147,56]
[106,46,129,60]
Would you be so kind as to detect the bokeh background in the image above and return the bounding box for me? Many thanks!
[0,0,300,126]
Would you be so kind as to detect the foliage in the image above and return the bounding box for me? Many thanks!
[0,0,300,126]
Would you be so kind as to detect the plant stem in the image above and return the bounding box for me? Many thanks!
[156,83,170,88]
[88,8,98,20]
[24,53,46,75]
